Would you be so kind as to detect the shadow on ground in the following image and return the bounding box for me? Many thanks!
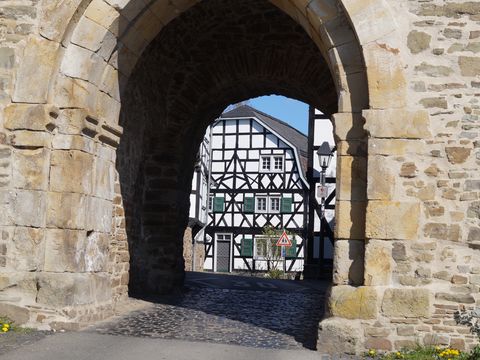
[93,272,329,350]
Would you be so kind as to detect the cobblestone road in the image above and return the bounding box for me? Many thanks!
[93,273,328,350]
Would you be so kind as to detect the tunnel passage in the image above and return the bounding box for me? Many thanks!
[116,0,339,297]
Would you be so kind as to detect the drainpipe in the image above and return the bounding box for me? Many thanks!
[192,120,216,271]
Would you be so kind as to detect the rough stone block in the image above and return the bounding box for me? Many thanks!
[333,239,364,285]
[335,200,366,240]
[93,157,115,200]
[46,192,87,229]
[12,36,59,103]
[0,304,30,325]
[367,156,395,200]
[329,286,378,320]
[364,240,392,286]
[363,109,431,139]
[36,273,97,307]
[9,131,51,148]
[0,191,14,226]
[4,104,55,131]
[332,112,367,141]
[336,156,367,201]
[71,16,109,52]
[366,201,420,240]
[9,227,45,271]
[50,150,93,194]
[13,148,50,190]
[382,288,431,318]
[44,229,87,272]
[86,197,113,233]
[317,317,362,355]
[39,0,83,41]
[14,190,47,228]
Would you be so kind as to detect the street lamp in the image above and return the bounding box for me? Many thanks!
[316,141,334,219]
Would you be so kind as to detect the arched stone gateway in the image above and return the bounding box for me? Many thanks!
[0,0,479,354]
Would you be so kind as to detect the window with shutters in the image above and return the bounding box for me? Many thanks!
[269,196,281,213]
[256,196,267,213]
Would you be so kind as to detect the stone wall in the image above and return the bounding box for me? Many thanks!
[182,227,205,272]
[0,0,478,354]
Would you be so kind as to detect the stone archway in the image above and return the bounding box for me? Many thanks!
[0,0,438,353]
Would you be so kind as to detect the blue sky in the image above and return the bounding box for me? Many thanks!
[247,95,309,135]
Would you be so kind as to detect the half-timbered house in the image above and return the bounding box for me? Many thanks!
[190,105,310,273]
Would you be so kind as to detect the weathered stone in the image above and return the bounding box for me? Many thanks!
[392,242,407,261]
[424,223,447,240]
[4,104,55,131]
[445,147,471,164]
[465,180,480,191]
[435,292,475,304]
[414,62,454,77]
[14,190,46,227]
[9,227,45,271]
[444,28,462,39]
[329,286,377,320]
[363,109,430,139]
[420,97,448,109]
[366,201,420,240]
[365,338,392,351]
[317,318,362,355]
[467,201,480,219]
[46,192,87,229]
[12,36,60,103]
[400,162,417,178]
[423,334,449,346]
[50,150,93,194]
[467,227,480,241]
[459,56,480,76]
[36,273,110,307]
[364,240,392,286]
[13,149,50,191]
[332,240,364,286]
[382,289,431,318]
[407,30,431,54]
[0,304,30,325]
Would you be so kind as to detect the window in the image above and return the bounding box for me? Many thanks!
[273,156,283,171]
[270,197,281,213]
[256,196,267,213]
[261,156,271,171]
[254,236,281,260]
[259,155,284,173]
[216,233,232,242]
[208,196,213,211]
[247,196,289,214]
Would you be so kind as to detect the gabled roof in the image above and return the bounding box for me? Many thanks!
[220,105,308,176]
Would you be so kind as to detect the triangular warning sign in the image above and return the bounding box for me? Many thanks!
[276,230,292,247]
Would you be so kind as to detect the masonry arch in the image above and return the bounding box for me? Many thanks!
[6,0,410,333]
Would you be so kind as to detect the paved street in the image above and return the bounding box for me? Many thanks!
[93,272,329,350]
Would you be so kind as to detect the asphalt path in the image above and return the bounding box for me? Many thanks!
[0,332,349,360]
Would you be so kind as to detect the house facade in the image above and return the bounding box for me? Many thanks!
[189,105,312,273]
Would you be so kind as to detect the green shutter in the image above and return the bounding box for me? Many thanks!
[286,238,297,257]
[241,238,253,257]
[213,196,224,213]
[244,197,254,213]
[281,197,292,213]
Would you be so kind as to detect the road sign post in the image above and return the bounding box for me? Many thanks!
[276,230,291,275]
